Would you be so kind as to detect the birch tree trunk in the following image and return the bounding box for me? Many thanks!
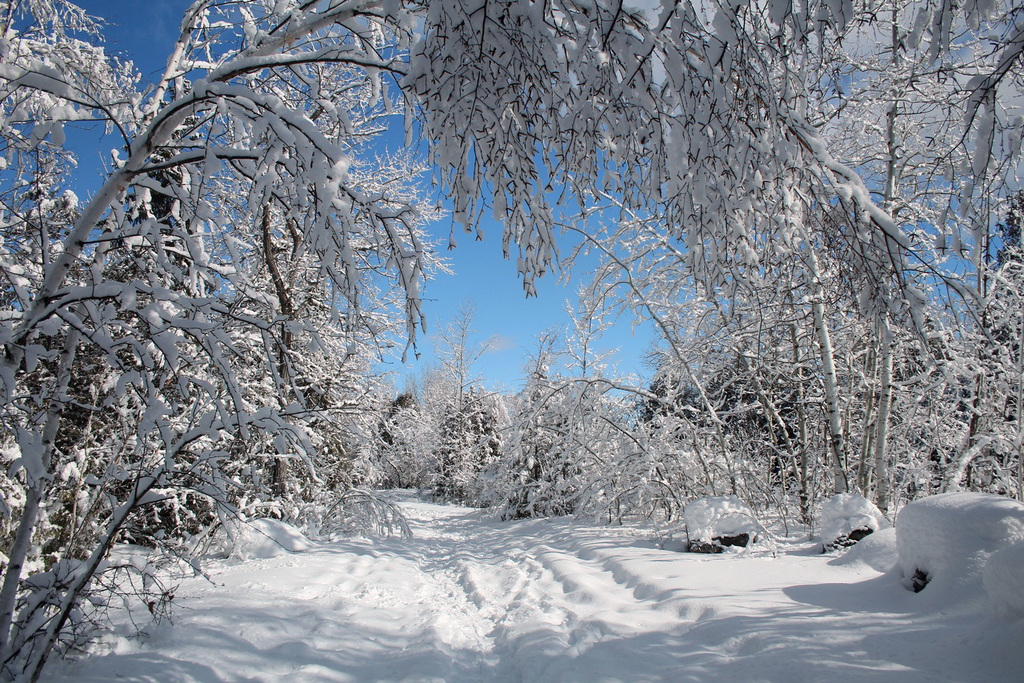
[806,248,849,494]
[857,345,877,493]
[869,5,901,512]
[872,321,894,511]
[790,323,812,524]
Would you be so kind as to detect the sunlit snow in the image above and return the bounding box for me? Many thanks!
[53,494,1024,682]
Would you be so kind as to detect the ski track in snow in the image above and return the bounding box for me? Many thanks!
[53,498,1024,682]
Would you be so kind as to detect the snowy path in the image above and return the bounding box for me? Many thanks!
[54,499,1023,682]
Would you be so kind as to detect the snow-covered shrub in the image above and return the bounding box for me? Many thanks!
[684,496,764,553]
[819,493,890,553]
[212,518,317,561]
[982,542,1024,619]
[292,489,412,541]
[896,492,1024,594]
[120,488,217,549]
[207,490,413,561]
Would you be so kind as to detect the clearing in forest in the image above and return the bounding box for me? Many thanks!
[53,497,1023,681]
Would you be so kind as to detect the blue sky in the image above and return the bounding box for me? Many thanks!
[72,0,654,392]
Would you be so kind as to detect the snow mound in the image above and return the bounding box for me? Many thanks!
[983,541,1024,619]
[684,496,762,550]
[828,527,897,574]
[896,492,1024,595]
[214,518,317,560]
[819,493,890,552]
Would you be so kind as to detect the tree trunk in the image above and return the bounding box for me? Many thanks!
[1017,308,1024,501]
[857,345,877,493]
[262,206,294,496]
[807,249,849,494]
[872,321,894,512]
[790,323,812,525]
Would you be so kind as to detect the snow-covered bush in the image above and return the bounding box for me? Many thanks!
[819,494,890,553]
[684,496,764,553]
[120,489,218,549]
[213,519,317,561]
[982,542,1024,619]
[896,492,1024,594]
[206,490,412,562]
[291,489,412,541]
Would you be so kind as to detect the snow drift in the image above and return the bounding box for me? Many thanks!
[896,492,1024,598]
[212,518,318,561]
[828,526,898,574]
[983,541,1024,619]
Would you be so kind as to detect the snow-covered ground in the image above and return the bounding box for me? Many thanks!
[52,496,1024,682]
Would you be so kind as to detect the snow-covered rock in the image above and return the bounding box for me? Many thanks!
[983,541,1024,619]
[684,495,762,552]
[896,492,1024,595]
[819,493,890,553]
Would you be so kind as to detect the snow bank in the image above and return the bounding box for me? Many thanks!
[683,496,762,551]
[896,492,1024,596]
[828,526,898,574]
[213,518,317,560]
[983,542,1024,619]
[819,493,890,552]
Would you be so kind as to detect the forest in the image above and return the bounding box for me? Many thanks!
[0,0,1023,680]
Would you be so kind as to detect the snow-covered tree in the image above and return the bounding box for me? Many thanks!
[436,385,504,503]
[0,1,435,677]
[407,0,1022,514]
[943,193,1024,498]
[409,1,1022,318]
[405,303,505,503]
[500,332,573,518]
[370,389,425,489]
